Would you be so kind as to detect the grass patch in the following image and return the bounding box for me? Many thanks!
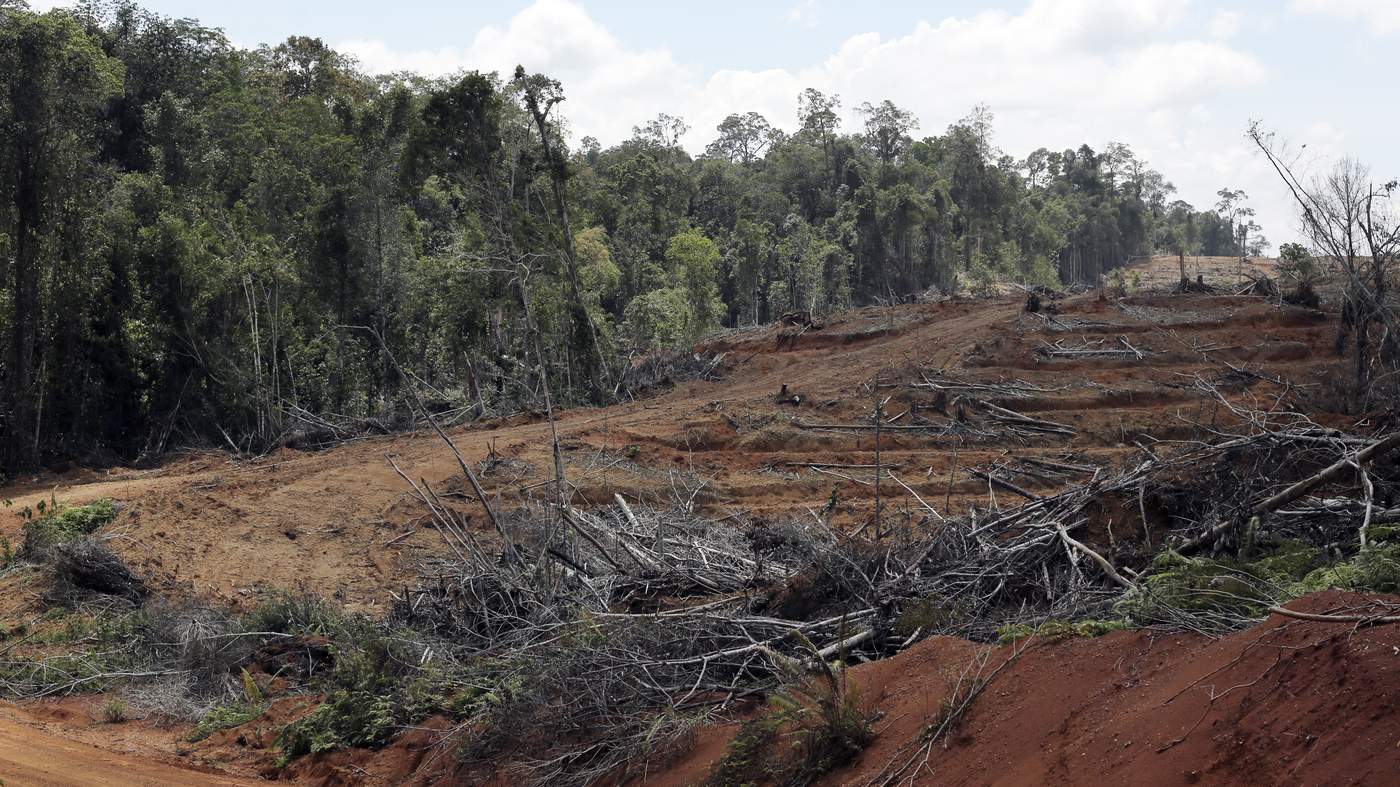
[1293,543,1400,595]
[893,595,972,638]
[101,698,128,723]
[192,702,266,740]
[190,668,267,741]
[240,591,350,637]
[704,715,784,787]
[275,632,467,762]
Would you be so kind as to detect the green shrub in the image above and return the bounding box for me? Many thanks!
[702,637,872,787]
[1117,541,1398,629]
[893,595,965,637]
[276,634,454,761]
[704,714,783,787]
[101,698,128,724]
[1115,549,1291,624]
[240,592,348,637]
[1293,543,1400,595]
[996,618,1128,645]
[191,702,265,741]
[21,498,118,557]
[1362,525,1398,544]
[1277,242,1317,281]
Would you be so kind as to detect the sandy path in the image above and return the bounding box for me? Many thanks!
[0,715,258,786]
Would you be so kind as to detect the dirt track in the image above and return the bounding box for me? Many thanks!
[0,707,257,786]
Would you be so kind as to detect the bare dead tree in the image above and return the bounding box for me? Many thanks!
[511,67,612,401]
[1249,122,1400,403]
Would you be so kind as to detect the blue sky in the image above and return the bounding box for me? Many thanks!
[28,0,1400,246]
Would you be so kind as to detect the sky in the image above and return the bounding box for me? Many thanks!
[26,0,1400,246]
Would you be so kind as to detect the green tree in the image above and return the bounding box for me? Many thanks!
[858,99,918,177]
[1277,242,1316,282]
[664,228,723,341]
[0,6,122,465]
[705,112,774,165]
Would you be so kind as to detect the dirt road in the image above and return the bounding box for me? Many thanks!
[0,714,257,786]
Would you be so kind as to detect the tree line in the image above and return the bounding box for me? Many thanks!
[0,1,1260,472]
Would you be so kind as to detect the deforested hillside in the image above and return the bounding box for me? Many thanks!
[2,252,1398,785]
[4,2,1400,786]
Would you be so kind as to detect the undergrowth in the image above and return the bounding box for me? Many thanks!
[996,618,1127,645]
[705,636,873,787]
[1117,539,1400,630]
[18,498,117,557]
[276,635,456,760]
[190,669,266,741]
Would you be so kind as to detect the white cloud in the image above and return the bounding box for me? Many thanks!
[339,0,1290,235]
[340,0,695,145]
[784,0,820,29]
[340,0,1262,145]
[1209,10,1242,39]
[1291,0,1400,33]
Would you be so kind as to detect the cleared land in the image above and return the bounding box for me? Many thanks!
[2,255,1396,785]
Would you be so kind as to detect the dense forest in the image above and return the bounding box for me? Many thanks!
[0,2,1264,472]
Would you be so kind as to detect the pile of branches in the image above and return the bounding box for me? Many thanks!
[387,489,890,784]
[617,350,727,399]
[1237,272,1280,298]
[1034,335,1147,360]
[909,370,1069,400]
[0,598,302,710]
[875,378,1400,634]
[795,383,1076,445]
[958,397,1077,440]
[178,375,1394,783]
[396,497,796,644]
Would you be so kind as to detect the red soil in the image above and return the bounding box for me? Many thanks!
[648,592,1400,787]
[819,590,1400,787]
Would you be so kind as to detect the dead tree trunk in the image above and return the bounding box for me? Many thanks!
[515,70,610,402]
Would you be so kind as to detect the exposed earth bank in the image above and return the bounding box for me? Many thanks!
[655,591,1399,787]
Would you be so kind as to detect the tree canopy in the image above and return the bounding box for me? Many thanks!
[0,1,1255,472]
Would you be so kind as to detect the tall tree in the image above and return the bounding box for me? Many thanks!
[705,111,774,165]
[858,99,918,177]
[1213,187,1254,261]
[0,7,121,465]
[1251,123,1399,400]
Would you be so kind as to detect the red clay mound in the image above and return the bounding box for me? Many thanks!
[661,591,1400,787]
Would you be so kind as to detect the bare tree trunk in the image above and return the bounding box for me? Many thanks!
[521,99,609,401]
[9,151,41,466]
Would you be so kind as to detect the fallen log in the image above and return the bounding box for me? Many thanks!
[1056,523,1136,590]
[968,469,1041,501]
[1266,605,1400,626]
